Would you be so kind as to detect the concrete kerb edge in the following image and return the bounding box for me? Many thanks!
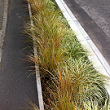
[28,1,44,110]
[55,0,110,95]
[0,0,9,69]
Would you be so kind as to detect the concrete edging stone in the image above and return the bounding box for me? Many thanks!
[28,1,44,110]
[0,0,9,69]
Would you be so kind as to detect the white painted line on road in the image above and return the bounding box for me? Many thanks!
[28,1,44,110]
[55,0,110,95]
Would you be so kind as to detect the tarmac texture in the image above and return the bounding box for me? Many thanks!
[0,0,38,109]
[75,0,110,37]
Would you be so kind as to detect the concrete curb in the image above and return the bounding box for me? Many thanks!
[28,1,44,110]
[0,0,9,69]
[55,0,110,95]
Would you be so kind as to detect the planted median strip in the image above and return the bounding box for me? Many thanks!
[26,0,110,109]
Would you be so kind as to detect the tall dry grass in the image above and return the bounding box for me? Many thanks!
[26,1,67,75]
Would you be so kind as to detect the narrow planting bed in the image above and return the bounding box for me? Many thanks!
[25,0,110,109]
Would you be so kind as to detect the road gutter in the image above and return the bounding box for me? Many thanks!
[28,1,44,110]
[55,0,110,95]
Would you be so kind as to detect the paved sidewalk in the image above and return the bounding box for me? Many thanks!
[0,0,38,109]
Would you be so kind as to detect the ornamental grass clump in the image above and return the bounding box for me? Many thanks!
[25,0,110,109]
[27,7,67,75]
[50,58,109,110]
[83,100,110,110]
[28,0,54,15]
[62,30,87,60]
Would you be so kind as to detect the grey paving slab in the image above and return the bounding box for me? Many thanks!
[0,0,38,109]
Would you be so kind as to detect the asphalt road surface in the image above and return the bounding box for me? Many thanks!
[75,0,110,37]
[0,0,38,109]
[64,0,110,65]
